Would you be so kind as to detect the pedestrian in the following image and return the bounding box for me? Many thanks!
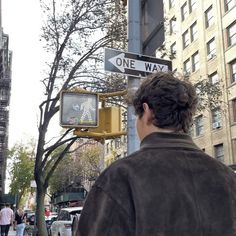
[13,208,27,236]
[75,72,236,236]
[0,203,14,236]
[44,207,50,218]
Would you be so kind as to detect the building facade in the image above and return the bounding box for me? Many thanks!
[162,0,236,164]
[104,136,127,167]
[0,0,12,199]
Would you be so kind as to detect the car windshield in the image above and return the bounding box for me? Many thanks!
[70,210,82,216]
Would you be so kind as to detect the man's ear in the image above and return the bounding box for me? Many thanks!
[142,103,154,124]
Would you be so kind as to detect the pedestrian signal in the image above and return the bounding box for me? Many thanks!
[73,106,126,139]
[60,91,99,128]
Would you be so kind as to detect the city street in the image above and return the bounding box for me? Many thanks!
[0,0,236,235]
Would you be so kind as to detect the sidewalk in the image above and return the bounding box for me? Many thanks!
[8,226,16,236]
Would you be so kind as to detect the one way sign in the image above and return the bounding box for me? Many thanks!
[104,48,172,78]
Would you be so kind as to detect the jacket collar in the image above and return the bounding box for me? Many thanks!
[140,132,200,151]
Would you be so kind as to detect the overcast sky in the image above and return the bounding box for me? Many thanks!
[2,0,44,147]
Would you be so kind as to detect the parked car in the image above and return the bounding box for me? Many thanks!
[49,207,83,236]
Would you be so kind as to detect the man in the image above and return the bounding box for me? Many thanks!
[76,72,236,236]
[0,203,14,236]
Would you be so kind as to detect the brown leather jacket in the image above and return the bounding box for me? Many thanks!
[76,132,236,236]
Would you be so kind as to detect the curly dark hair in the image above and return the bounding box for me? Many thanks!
[132,72,198,133]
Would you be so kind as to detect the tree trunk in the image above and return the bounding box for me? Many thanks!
[35,184,48,236]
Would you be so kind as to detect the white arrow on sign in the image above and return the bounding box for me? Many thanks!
[108,53,169,73]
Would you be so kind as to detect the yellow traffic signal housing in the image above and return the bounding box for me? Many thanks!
[89,106,122,133]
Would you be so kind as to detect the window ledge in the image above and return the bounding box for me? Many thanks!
[227,81,236,89]
[193,134,204,139]
[212,126,222,131]
[225,43,236,52]
[223,5,236,16]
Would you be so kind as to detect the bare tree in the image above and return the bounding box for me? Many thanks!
[49,143,101,194]
[34,0,126,234]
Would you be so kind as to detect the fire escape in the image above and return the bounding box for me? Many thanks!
[0,33,12,200]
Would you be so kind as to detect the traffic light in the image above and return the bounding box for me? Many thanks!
[61,89,127,140]
[73,106,126,140]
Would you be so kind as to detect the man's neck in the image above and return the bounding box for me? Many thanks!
[141,125,177,141]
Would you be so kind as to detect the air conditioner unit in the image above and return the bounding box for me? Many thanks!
[212,122,221,129]
[184,71,191,77]
[207,53,216,60]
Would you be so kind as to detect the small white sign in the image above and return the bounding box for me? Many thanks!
[30,180,37,188]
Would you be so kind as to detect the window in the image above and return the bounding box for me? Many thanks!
[170,42,176,59]
[123,135,127,144]
[233,140,236,162]
[182,30,190,48]
[0,89,8,101]
[170,42,176,54]
[192,52,199,72]
[0,126,5,135]
[232,99,236,122]
[106,143,109,154]
[169,0,175,8]
[227,22,236,46]
[190,21,198,41]
[188,125,194,137]
[172,68,177,73]
[170,17,176,34]
[209,72,219,84]
[225,0,235,12]
[207,38,216,60]
[181,2,189,21]
[189,0,197,12]
[212,108,222,129]
[115,138,121,148]
[205,6,214,28]
[214,144,224,162]
[229,60,236,83]
[184,58,191,74]
[195,115,204,136]
[0,110,6,121]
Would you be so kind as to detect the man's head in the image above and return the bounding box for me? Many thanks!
[132,72,198,140]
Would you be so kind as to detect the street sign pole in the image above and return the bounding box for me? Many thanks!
[127,0,141,154]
